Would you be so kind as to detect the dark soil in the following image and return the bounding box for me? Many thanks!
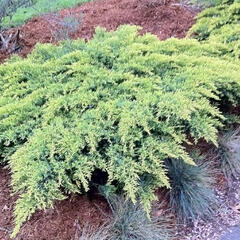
[0,0,198,63]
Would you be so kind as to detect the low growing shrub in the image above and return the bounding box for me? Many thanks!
[1,0,92,28]
[0,25,239,236]
[165,152,217,223]
[183,0,222,8]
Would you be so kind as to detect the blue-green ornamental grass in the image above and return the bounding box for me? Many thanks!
[166,153,217,223]
[77,194,173,240]
[1,0,93,28]
[106,195,173,240]
[219,128,240,183]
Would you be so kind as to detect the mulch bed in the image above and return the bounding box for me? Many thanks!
[0,0,198,63]
[0,168,108,240]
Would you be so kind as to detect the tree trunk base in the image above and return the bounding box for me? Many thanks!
[0,29,21,54]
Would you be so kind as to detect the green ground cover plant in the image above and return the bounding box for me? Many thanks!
[0,0,35,29]
[0,1,36,53]
[1,0,93,28]
[0,24,240,236]
[185,0,222,8]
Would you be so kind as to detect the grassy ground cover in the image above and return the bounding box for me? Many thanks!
[1,0,93,28]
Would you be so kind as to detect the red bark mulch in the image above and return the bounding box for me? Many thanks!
[0,0,198,63]
[0,168,108,240]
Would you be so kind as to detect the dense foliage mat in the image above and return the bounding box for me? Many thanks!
[0,25,240,236]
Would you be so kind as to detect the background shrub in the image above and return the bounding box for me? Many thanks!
[165,152,217,223]
[184,0,222,8]
[188,0,240,58]
[0,25,239,236]
[1,0,93,28]
[0,0,35,30]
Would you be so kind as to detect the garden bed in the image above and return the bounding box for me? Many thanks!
[1,0,240,239]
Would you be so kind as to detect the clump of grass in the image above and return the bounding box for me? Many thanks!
[165,152,217,224]
[77,224,111,240]
[42,10,83,41]
[218,128,240,183]
[104,194,173,240]
[76,193,174,240]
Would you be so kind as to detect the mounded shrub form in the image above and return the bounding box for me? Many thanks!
[0,25,240,236]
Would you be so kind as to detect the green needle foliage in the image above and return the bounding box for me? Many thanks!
[165,153,217,223]
[1,0,93,28]
[188,0,240,59]
[0,0,35,30]
[0,25,240,236]
[185,0,222,8]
